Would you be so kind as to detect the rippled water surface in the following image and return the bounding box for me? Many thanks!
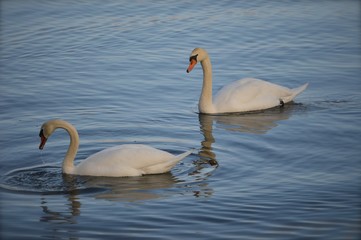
[1,1,360,239]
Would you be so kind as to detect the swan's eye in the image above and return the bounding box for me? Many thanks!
[189,54,198,62]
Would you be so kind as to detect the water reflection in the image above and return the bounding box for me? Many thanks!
[40,193,80,224]
[39,174,178,235]
[198,114,217,165]
[82,167,216,200]
[197,104,301,170]
[199,103,300,135]
[84,173,179,201]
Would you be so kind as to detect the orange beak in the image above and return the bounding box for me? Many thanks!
[187,59,197,73]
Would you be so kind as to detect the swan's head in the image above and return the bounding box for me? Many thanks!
[38,120,59,150]
[186,48,209,73]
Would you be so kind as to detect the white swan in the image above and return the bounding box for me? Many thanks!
[38,119,192,177]
[186,48,308,114]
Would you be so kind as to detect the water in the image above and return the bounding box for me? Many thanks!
[1,1,360,239]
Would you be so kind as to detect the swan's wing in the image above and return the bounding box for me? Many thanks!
[214,78,297,113]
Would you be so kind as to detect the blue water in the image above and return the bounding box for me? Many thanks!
[1,1,360,239]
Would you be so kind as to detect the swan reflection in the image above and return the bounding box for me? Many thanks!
[83,168,215,200]
[197,104,301,170]
[198,113,217,166]
[82,173,179,201]
[40,192,80,224]
[199,103,301,135]
[40,174,176,225]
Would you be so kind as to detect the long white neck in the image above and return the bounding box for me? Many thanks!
[199,57,215,114]
[55,120,79,174]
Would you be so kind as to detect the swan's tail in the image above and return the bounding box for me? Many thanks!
[141,149,194,174]
[173,149,195,161]
[165,149,195,169]
[283,83,309,103]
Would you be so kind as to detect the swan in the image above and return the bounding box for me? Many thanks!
[186,48,308,114]
[38,119,192,177]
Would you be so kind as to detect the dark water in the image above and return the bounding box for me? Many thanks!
[1,1,360,239]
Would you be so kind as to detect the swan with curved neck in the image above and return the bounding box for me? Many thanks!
[186,48,308,114]
[39,119,192,177]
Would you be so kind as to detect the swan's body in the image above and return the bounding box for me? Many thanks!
[39,119,192,177]
[186,48,308,114]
